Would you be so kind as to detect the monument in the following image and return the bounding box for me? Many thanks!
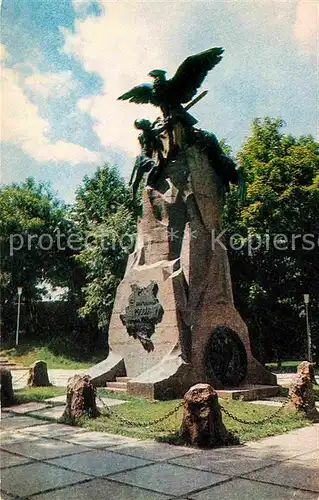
[87,47,277,399]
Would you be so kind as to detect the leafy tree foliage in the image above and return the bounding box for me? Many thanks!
[75,208,136,330]
[73,164,138,331]
[0,178,77,337]
[73,164,138,229]
[225,118,319,363]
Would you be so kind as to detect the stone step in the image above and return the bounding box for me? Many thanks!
[116,377,132,382]
[105,385,127,393]
[216,385,280,401]
[106,381,128,389]
[0,361,24,370]
[0,357,9,363]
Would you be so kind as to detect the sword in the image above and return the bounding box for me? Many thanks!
[184,90,208,111]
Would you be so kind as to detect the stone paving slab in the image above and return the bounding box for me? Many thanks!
[3,402,51,414]
[31,478,171,500]
[111,440,200,461]
[15,422,86,439]
[170,450,276,476]
[0,431,39,446]
[1,437,91,460]
[188,477,318,500]
[245,460,319,493]
[0,492,17,500]
[1,461,90,498]
[48,449,152,477]
[0,415,49,431]
[108,462,231,497]
[0,412,14,419]
[0,449,33,468]
[1,415,318,500]
[29,406,66,420]
[11,369,80,389]
[44,395,68,405]
[289,449,319,465]
[227,424,319,461]
[54,430,139,449]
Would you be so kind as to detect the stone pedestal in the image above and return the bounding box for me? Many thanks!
[86,122,277,398]
[63,374,100,424]
[27,360,51,387]
[180,383,238,447]
[288,361,319,422]
[0,368,15,407]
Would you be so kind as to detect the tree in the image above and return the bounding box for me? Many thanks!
[73,164,139,333]
[224,118,319,363]
[0,178,77,339]
[75,208,136,331]
[73,164,138,229]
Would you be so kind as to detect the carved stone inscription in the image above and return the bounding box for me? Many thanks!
[120,281,164,352]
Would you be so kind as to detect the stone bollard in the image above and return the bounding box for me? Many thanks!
[62,374,100,424]
[180,383,238,447]
[27,360,51,387]
[0,367,15,407]
[288,361,319,422]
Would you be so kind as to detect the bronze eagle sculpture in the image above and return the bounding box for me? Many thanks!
[118,47,224,118]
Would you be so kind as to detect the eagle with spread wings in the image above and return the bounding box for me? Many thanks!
[118,47,224,118]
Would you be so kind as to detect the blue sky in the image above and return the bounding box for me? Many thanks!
[1,0,317,203]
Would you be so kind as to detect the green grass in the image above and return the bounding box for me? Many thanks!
[279,384,319,401]
[77,391,310,443]
[15,386,66,403]
[12,386,313,445]
[0,345,100,369]
[266,360,318,374]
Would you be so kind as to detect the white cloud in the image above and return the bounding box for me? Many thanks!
[0,43,8,63]
[61,3,189,156]
[61,0,318,160]
[25,70,77,98]
[294,0,318,55]
[1,66,100,164]
[72,0,99,17]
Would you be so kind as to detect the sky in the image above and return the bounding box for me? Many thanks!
[1,0,317,204]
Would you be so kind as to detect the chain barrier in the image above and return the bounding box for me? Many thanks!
[12,370,29,385]
[96,391,183,428]
[96,387,293,428]
[220,393,292,425]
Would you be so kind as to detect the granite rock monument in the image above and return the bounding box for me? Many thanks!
[87,48,277,399]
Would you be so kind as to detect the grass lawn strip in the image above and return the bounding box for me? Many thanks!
[0,345,103,369]
[12,386,315,444]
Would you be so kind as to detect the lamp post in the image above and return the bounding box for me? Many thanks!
[15,286,23,347]
[303,294,312,362]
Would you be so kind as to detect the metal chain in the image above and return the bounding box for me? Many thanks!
[220,394,291,425]
[96,386,293,428]
[96,392,183,428]
[12,370,29,385]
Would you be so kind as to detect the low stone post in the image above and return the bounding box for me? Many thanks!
[1,367,15,407]
[180,383,238,447]
[62,374,100,424]
[288,361,319,422]
[27,360,51,387]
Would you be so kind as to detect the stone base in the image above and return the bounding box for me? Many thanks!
[84,352,126,387]
[127,348,193,400]
[86,347,278,402]
[216,384,280,401]
[127,369,279,401]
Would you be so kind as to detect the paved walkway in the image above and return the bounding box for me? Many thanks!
[1,410,318,499]
[12,369,319,390]
[12,370,81,389]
